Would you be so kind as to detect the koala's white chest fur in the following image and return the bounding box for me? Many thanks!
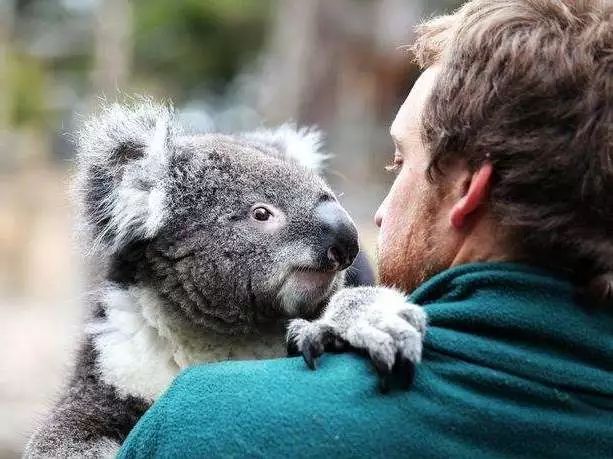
[86,285,286,401]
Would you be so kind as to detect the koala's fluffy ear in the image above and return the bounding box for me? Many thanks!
[74,100,180,254]
[243,124,329,173]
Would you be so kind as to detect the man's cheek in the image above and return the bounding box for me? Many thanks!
[378,215,402,260]
[376,219,392,260]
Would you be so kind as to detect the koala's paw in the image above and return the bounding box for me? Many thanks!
[287,286,427,392]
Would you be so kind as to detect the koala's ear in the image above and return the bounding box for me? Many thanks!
[243,124,329,173]
[74,100,180,254]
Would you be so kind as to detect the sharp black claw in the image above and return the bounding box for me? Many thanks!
[302,345,316,370]
[286,339,300,357]
[302,337,323,370]
[372,354,392,394]
[398,358,416,389]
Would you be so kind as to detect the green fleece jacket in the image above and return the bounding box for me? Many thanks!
[118,263,613,458]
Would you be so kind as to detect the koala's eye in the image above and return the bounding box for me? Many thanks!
[252,207,271,221]
[246,203,285,232]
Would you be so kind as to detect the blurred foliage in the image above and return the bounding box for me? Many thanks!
[5,51,46,127]
[133,0,275,99]
[3,0,278,159]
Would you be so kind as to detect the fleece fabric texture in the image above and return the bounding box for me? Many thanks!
[118,263,613,459]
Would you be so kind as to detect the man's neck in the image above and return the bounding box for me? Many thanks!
[451,214,518,267]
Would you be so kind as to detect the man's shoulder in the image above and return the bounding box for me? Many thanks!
[118,263,613,458]
[118,354,441,458]
[147,353,418,434]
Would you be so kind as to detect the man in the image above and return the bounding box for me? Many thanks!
[119,0,613,457]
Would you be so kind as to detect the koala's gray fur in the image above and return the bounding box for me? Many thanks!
[25,99,370,457]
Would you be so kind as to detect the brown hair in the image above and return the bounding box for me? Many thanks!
[412,0,613,305]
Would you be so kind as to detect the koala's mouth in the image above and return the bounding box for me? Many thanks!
[277,266,340,316]
[291,267,337,287]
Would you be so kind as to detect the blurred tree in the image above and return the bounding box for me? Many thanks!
[0,0,14,131]
[0,0,46,129]
[92,0,132,96]
[132,0,275,100]
[6,53,46,127]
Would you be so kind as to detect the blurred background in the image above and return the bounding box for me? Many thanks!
[0,0,460,455]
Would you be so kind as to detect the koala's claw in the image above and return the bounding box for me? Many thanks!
[372,355,393,393]
[369,350,417,392]
[398,356,417,388]
[301,337,321,370]
[286,287,427,392]
[287,318,334,370]
[286,339,300,357]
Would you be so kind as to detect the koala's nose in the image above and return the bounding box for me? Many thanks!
[315,200,359,271]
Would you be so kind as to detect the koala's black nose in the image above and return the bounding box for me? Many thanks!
[315,200,359,271]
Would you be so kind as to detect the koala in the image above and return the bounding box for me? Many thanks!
[25,100,426,458]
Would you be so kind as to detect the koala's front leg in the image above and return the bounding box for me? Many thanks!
[25,340,149,458]
[26,381,147,459]
[287,287,427,392]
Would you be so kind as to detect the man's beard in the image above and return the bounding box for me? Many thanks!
[376,188,447,293]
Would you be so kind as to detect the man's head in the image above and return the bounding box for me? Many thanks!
[376,0,613,302]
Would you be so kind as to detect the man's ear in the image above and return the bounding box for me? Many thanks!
[74,100,180,254]
[450,162,493,230]
[242,124,329,173]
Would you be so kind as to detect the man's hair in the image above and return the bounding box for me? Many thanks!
[412,0,613,305]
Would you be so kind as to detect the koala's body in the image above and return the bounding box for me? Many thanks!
[26,101,428,458]
[25,101,371,457]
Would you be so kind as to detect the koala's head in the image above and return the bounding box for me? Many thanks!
[75,101,359,334]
